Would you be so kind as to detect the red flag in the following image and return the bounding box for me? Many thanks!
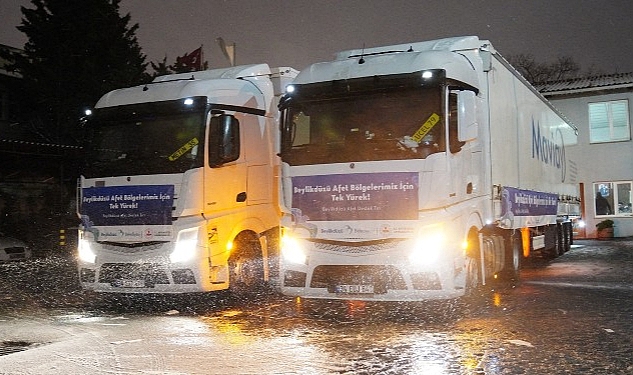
[176,47,202,70]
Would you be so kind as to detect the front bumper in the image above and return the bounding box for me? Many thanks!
[280,240,465,301]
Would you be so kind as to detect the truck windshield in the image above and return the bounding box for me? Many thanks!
[82,98,206,178]
[281,87,444,165]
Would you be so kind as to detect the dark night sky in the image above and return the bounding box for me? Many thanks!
[2,0,633,75]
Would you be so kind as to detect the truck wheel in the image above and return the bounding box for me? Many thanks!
[464,256,481,297]
[228,232,265,296]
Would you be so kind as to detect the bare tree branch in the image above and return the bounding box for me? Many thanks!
[507,54,583,84]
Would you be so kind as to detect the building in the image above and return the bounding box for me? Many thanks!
[537,73,633,238]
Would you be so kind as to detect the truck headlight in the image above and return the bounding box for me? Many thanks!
[78,239,96,264]
[281,234,307,265]
[170,227,199,263]
[408,229,445,266]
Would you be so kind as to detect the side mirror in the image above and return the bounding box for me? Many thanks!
[209,114,240,167]
[458,90,478,141]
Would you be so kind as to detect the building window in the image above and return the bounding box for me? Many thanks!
[594,182,632,217]
[588,100,630,143]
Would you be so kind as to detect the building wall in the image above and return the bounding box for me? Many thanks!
[548,90,633,238]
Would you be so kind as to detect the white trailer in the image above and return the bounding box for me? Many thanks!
[77,64,297,294]
[277,36,579,301]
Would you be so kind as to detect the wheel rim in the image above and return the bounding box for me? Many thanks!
[512,240,521,271]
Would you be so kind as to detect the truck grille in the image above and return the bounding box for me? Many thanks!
[100,242,166,254]
[312,239,405,255]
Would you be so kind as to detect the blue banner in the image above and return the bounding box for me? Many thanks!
[501,186,558,217]
[81,185,174,227]
[292,172,418,221]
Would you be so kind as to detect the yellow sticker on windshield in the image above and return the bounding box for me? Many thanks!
[168,138,199,161]
[410,113,440,143]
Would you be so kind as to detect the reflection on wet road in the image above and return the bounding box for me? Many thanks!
[1,240,632,374]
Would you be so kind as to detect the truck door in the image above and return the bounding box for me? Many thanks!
[203,113,248,214]
[448,90,483,201]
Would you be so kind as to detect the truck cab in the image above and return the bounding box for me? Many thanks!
[77,65,298,294]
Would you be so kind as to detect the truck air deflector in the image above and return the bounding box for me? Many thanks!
[284,70,446,101]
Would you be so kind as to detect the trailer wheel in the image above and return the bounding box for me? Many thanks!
[499,235,521,283]
[555,222,564,257]
[563,222,572,253]
[228,232,265,296]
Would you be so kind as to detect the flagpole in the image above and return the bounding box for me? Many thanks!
[200,44,204,70]
[231,43,236,66]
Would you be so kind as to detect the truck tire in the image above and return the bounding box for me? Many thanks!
[464,256,481,298]
[555,222,564,257]
[563,222,572,253]
[499,235,521,283]
[228,232,265,297]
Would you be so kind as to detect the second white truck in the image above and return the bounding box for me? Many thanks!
[277,36,580,301]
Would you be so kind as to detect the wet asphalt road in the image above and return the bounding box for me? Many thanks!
[0,239,632,374]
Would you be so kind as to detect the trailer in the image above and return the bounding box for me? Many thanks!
[277,36,579,301]
[76,64,297,294]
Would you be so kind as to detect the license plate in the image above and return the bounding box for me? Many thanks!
[117,279,145,288]
[335,284,374,294]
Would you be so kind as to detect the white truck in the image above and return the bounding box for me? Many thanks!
[77,64,297,294]
[277,36,580,301]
